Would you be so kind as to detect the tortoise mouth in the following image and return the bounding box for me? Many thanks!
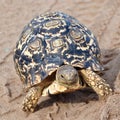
[58,78,79,86]
[58,74,86,87]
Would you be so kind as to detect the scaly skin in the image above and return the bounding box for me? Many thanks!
[41,65,86,96]
[80,69,112,97]
[22,66,112,112]
[22,86,42,112]
[22,65,86,112]
[42,80,86,96]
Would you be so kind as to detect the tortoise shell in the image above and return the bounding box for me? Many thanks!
[14,11,103,88]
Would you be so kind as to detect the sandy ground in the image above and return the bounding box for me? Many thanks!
[0,0,120,120]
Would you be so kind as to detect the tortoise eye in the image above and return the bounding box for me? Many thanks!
[29,39,41,50]
[61,74,64,79]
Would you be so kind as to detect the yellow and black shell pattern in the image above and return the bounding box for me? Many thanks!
[14,12,103,88]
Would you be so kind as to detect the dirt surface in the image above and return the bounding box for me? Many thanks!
[0,0,120,120]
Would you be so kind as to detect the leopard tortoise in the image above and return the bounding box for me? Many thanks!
[13,11,112,112]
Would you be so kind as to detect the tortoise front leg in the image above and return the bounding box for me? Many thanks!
[22,86,42,112]
[80,69,112,97]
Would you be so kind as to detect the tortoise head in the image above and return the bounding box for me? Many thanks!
[56,65,85,88]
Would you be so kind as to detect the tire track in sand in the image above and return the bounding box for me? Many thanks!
[90,1,120,119]
[90,0,120,82]
[90,0,120,42]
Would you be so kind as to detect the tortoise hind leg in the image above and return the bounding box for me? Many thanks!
[22,86,42,112]
[80,69,112,97]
